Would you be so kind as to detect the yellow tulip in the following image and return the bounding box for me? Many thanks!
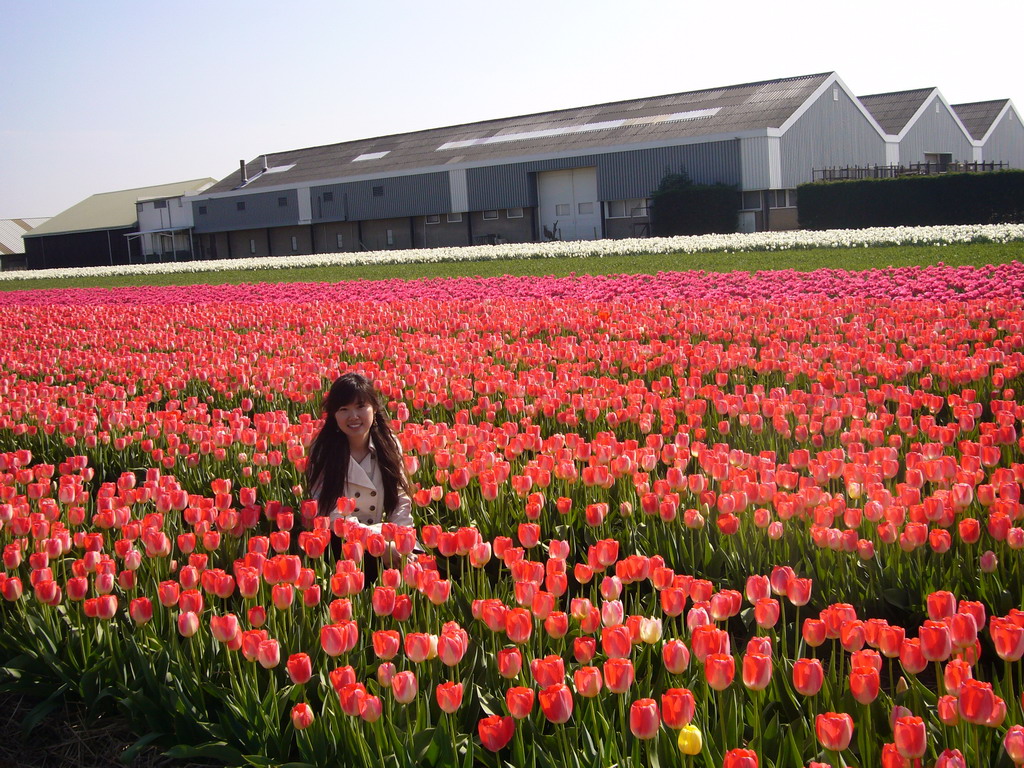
[678,724,703,755]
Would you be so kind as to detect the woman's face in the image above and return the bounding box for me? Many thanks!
[335,399,374,446]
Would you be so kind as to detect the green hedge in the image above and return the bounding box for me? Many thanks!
[797,170,1024,229]
[650,172,739,235]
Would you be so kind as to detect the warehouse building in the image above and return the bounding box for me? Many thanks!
[192,71,903,255]
[0,218,49,270]
[24,178,215,269]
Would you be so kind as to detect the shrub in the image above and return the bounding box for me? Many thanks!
[650,171,739,235]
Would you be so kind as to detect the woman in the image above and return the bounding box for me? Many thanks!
[306,373,412,536]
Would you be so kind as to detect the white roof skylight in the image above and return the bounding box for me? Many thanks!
[353,151,390,162]
[437,108,720,151]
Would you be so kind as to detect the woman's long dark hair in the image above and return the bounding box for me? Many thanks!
[306,373,409,520]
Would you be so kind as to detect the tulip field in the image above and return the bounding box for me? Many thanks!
[3,259,1024,767]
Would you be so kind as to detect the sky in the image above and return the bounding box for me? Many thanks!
[3,0,1021,219]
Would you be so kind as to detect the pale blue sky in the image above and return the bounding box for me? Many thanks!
[3,0,1021,219]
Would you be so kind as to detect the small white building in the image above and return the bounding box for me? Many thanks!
[134,182,215,260]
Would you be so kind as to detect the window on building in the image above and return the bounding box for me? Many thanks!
[198,205,207,215]
[278,197,288,207]
[372,186,384,197]
[323,192,334,202]
[153,200,168,209]
[741,191,762,210]
[555,204,570,216]
[290,236,298,251]
[249,239,256,254]
[606,199,650,218]
[833,87,839,101]
[237,202,246,212]
[447,213,463,223]
[483,210,498,220]
[577,202,594,215]
[788,189,798,207]
[386,229,394,246]
[336,233,344,249]
[507,208,524,219]
[425,214,440,224]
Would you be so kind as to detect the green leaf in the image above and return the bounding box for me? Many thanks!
[882,587,912,610]
[119,732,165,765]
[165,740,246,764]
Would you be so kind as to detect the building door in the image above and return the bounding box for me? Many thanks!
[537,168,600,241]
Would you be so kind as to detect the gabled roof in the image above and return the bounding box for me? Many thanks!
[0,218,48,256]
[858,88,935,135]
[26,179,216,238]
[205,73,835,194]
[951,99,1011,140]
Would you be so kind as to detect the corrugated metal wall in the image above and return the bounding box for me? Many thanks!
[467,141,741,210]
[982,111,1024,167]
[193,189,299,234]
[899,101,974,163]
[311,172,450,222]
[780,88,886,188]
[598,141,741,198]
[740,137,775,190]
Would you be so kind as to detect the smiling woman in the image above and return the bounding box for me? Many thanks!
[305,372,412,533]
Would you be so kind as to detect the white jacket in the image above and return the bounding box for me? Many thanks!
[327,438,413,531]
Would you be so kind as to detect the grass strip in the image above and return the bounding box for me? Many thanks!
[1,241,1022,291]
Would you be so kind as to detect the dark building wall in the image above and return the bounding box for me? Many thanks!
[25,227,140,269]
[228,229,272,259]
[468,209,535,244]
[270,225,313,256]
[312,173,450,222]
[193,189,299,234]
[411,216,471,249]
[360,218,414,251]
[313,221,360,253]
[604,216,651,239]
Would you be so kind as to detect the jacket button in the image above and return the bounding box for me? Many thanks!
[370,491,377,497]
[354,492,361,498]
[369,505,376,512]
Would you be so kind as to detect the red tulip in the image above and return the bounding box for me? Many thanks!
[505,607,533,643]
[919,620,952,662]
[802,618,827,647]
[603,658,635,694]
[497,647,522,679]
[1005,725,1024,764]
[754,598,780,628]
[792,658,824,696]
[722,747,759,768]
[849,665,880,704]
[392,670,418,704]
[662,638,690,674]
[893,715,926,759]
[338,682,367,717]
[538,683,573,724]
[505,686,535,719]
[660,688,695,728]
[291,702,314,730]
[478,715,515,752]
[815,711,854,752]
[742,652,772,690]
[372,630,400,660]
[436,681,464,713]
[287,652,312,685]
[177,611,200,638]
[705,653,735,691]
[359,695,382,723]
[958,679,995,724]
[935,748,966,768]
[257,638,280,669]
[629,698,660,739]
[530,654,565,688]
[602,624,632,659]
[926,590,957,621]
[899,638,927,674]
[129,596,153,625]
